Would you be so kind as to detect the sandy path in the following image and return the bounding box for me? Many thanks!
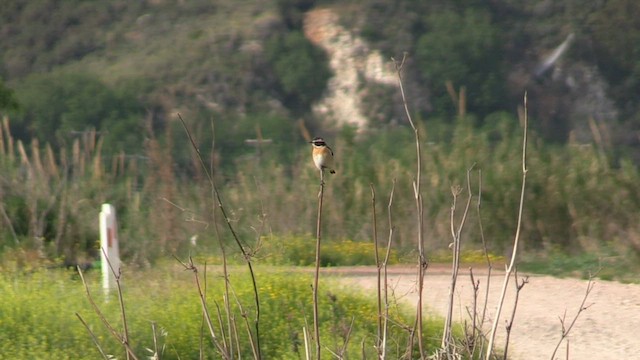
[326,265,640,359]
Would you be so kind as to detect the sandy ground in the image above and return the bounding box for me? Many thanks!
[325,265,640,360]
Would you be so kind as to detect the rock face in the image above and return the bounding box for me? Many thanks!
[304,7,620,146]
[303,8,396,130]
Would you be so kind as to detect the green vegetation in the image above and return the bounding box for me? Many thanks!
[2,1,637,358]
[14,72,147,152]
[0,0,639,278]
[265,30,332,113]
[259,236,400,266]
[2,112,639,281]
[415,8,505,117]
[520,250,640,283]
[0,266,446,359]
[0,78,19,112]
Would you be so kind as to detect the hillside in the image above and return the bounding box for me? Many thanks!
[1,0,639,152]
[1,0,640,267]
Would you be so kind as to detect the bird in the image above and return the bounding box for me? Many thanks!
[310,137,336,174]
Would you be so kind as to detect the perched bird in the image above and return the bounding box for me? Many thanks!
[310,137,336,174]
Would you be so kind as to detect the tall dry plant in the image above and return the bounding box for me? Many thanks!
[312,167,326,359]
[76,252,138,360]
[371,180,397,359]
[178,114,262,360]
[144,126,181,254]
[394,53,427,358]
[441,165,475,356]
[485,93,529,359]
[0,117,108,262]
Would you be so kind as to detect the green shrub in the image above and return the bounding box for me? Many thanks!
[265,30,332,113]
[415,8,506,117]
[0,77,19,112]
[260,236,400,266]
[13,72,145,153]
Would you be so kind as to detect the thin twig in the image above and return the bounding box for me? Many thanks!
[174,256,229,358]
[75,312,111,360]
[503,271,528,360]
[226,277,260,359]
[466,268,480,358]
[209,119,233,358]
[314,169,326,359]
[76,266,140,360]
[467,168,493,358]
[549,273,596,359]
[101,248,131,360]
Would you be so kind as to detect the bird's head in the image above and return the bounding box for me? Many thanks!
[310,137,326,146]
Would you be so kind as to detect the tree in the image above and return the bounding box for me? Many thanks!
[266,31,332,114]
[0,77,19,112]
[14,72,145,153]
[415,8,506,118]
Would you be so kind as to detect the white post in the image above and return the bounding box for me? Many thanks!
[99,204,120,294]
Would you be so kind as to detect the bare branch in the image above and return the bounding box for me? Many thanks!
[550,273,597,359]
[502,271,529,359]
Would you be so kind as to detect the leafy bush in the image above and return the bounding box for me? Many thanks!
[0,77,19,112]
[13,72,145,153]
[588,0,640,116]
[265,31,332,113]
[260,236,400,266]
[415,8,506,117]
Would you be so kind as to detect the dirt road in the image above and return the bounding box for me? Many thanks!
[328,265,640,359]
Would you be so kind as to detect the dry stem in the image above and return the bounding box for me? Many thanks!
[503,271,528,359]
[393,52,427,359]
[485,93,529,359]
[442,165,475,355]
[76,265,139,360]
[178,114,261,359]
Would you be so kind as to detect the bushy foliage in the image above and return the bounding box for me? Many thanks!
[265,30,332,113]
[0,77,19,112]
[415,8,506,117]
[260,236,400,266]
[588,0,640,115]
[13,72,146,153]
[1,0,640,273]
